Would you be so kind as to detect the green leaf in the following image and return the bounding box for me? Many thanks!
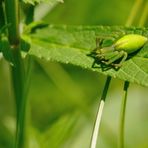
[23,0,64,5]
[28,25,148,87]
[0,37,14,63]
[23,21,49,34]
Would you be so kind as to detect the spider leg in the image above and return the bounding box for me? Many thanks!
[91,59,101,68]
[102,51,127,67]
[96,38,103,48]
[92,59,97,68]
[112,51,128,68]
[99,51,118,60]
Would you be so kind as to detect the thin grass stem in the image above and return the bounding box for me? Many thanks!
[126,0,143,26]
[118,81,129,148]
[138,1,148,27]
[90,76,111,148]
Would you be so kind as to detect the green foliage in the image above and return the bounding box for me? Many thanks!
[23,0,64,5]
[1,0,148,148]
[23,21,48,34]
[0,37,13,63]
[44,0,134,25]
[27,25,148,87]
[0,36,30,62]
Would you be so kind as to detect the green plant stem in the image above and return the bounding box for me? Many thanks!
[0,0,5,28]
[119,81,129,148]
[126,0,143,26]
[138,1,148,27]
[14,56,33,148]
[11,49,25,148]
[90,76,111,148]
[5,0,19,45]
[118,1,148,148]
[4,0,26,148]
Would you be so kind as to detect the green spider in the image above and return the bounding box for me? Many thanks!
[89,34,147,69]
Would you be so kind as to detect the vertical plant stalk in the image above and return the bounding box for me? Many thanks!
[4,0,26,148]
[11,50,25,148]
[119,81,129,148]
[138,1,148,27]
[119,1,147,148]
[0,0,5,28]
[90,76,111,148]
[5,0,20,45]
[126,0,143,26]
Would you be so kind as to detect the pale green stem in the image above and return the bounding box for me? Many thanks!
[126,0,143,26]
[119,1,146,148]
[138,1,148,27]
[119,81,129,148]
[90,76,111,148]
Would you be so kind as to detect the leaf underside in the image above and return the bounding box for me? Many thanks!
[28,25,148,87]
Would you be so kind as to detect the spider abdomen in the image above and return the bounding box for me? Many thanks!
[114,34,147,54]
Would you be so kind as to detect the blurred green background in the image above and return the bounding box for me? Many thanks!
[0,0,148,148]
